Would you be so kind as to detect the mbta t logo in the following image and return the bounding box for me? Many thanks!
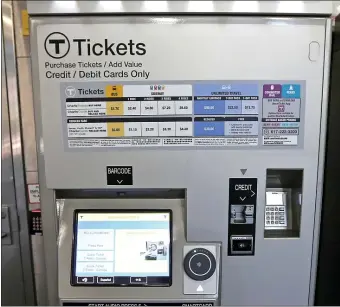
[44,32,70,59]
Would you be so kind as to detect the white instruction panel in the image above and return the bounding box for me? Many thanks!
[36,22,306,151]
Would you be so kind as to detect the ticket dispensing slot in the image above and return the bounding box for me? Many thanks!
[265,170,303,238]
[58,196,221,306]
[55,189,185,200]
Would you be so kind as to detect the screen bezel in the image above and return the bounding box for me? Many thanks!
[71,209,173,287]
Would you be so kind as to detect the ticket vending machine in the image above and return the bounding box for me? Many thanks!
[28,1,332,306]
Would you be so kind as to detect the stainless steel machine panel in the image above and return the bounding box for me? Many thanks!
[29,5,332,305]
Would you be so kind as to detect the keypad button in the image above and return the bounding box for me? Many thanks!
[279,207,284,211]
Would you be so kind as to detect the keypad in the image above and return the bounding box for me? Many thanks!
[30,211,43,234]
[32,216,42,231]
[265,206,287,228]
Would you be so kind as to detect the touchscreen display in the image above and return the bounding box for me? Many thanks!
[72,210,172,286]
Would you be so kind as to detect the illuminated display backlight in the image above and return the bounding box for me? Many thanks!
[72,210,172,286]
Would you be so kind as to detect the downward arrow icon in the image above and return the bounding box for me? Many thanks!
[240,196,246,201]
[240,169,247,175]
[117,180,123,184]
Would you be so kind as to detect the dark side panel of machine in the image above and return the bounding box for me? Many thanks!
[315,23,340,306]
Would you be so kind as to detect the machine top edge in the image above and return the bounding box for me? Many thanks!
[27,1,333,16]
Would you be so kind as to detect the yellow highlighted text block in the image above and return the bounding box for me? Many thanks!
[107,102,124,116]
[107,123,124,137]
[105,85,123,98]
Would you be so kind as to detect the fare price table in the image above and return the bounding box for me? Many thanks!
[193,84,259,115]
[66,84,192,117]
[194,117,258,137]
[66,84,193,139]
[67,118,193,138]
[62,81,303,148]
[193,84,259,138]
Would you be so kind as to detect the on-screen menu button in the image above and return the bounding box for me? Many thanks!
[130,276,147,284]
[97,277,114,284]
[77,276,94,284]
